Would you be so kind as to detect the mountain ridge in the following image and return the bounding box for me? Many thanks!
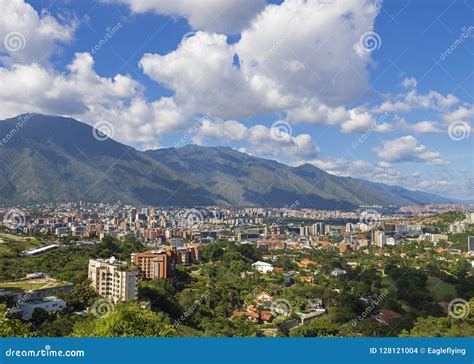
[0,114,459,208]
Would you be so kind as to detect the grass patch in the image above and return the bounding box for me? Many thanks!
[380,275,397,293]
[0,234,45,257]
[0,277,71,291]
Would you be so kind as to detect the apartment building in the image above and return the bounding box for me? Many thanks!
[88,257,138,303]
[131,250,175,279]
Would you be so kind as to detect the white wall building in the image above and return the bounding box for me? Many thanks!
[21,296,66,320]
[386,237,397,246]
[252,261,274,274]
[88,257,138,303]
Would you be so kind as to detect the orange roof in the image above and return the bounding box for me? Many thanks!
[231,311,259,319]
[299,259,317,267]
[260,311,273,321]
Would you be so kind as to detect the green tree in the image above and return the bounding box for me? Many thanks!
[401,315,474,337]
[290,318,342,337]
[139,279,182,318]
[71,302,177,337]
[0,304,31,337]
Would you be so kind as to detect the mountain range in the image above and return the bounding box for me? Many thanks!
[0,114,457,209]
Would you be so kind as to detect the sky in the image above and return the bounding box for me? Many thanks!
[0,0,472,200]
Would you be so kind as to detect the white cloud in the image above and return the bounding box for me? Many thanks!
[108,0,266,34]
[0,0,76,64]
[307,158,403,185]
[400,77,417,88]
[373,135,446,165]
[286,98,347,125]
[340,108,392,133]
[304,157,470,199]
[139,32,271,120]
[441,105,474,125]
[0,52,187,149]
[236,0,380,106]
[396,117,441,133]
[372,90,459,114]
[193,117,320,161]
[139,0,382,122]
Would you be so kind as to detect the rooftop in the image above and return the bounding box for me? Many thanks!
[0,277,72,292]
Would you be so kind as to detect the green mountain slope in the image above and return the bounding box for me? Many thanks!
[0,114,456,208]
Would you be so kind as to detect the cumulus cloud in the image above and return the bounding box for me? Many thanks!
[139,32,268,120]
[373,135,446,165]
[235,0,380,106]
[0,52,186,149]
[286,98,347,125]
[307,158,404,185]
[400,77,417,88]
[441,105,474,125]
[340,108,393,133]
[139,0,382,122]
[302,157,468,198]
[0,0,76,64]
[193,117,320,162]
[372,90,459,114]
[396,117,441,133]
[108,0,266,34]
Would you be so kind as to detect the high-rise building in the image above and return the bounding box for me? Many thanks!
[468,236,474,252]
[449,222,466,234]
[132,250,175,279]
[373,231,386,248]
[314,222,325,236]
[88,257,138,303]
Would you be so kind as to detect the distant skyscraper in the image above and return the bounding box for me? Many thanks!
[373,231,386,248]
[314,222,325,236]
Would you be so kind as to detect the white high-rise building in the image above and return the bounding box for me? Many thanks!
[88,257,138,303]
[374,231,386,248]
[449,222,466,234]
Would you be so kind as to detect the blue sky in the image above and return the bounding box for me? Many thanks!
[0,0,472,199]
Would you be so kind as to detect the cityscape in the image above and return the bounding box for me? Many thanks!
[0,202,473,337]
